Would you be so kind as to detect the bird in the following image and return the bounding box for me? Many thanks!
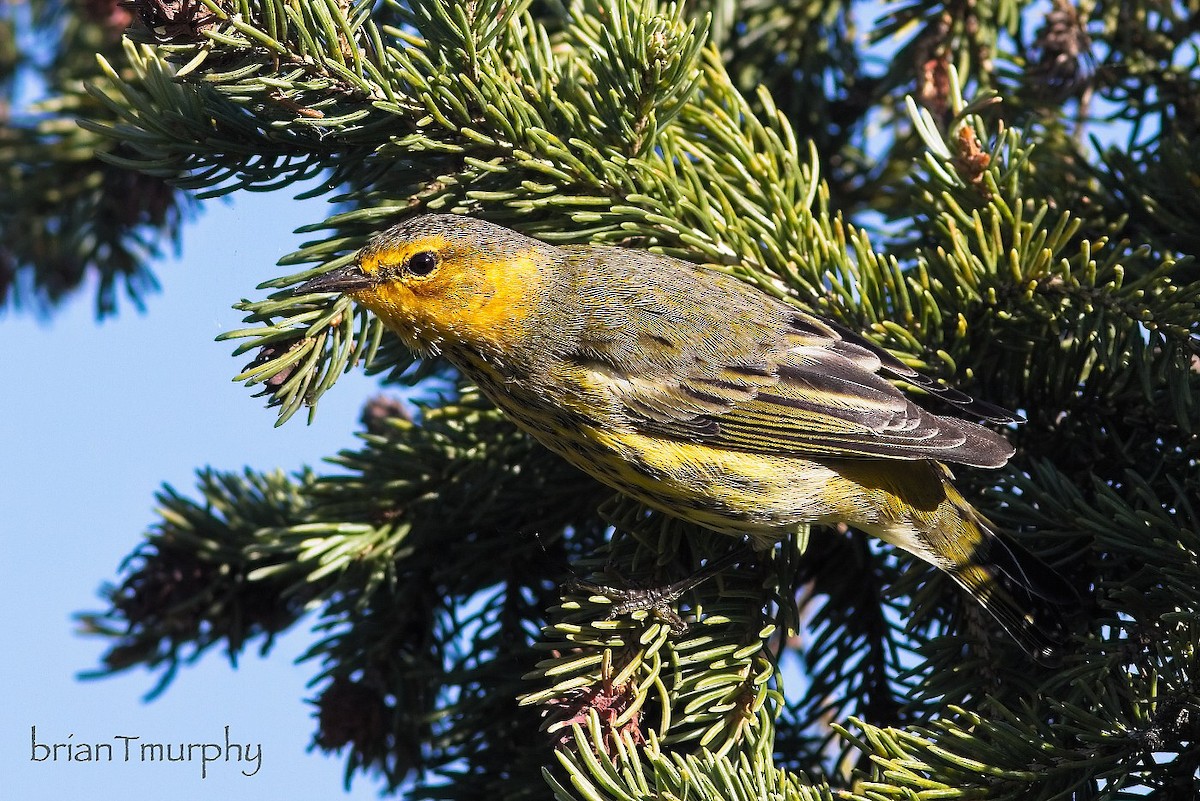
[296,213,1076,661]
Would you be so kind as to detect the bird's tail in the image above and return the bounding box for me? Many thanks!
[944,519,1079,665]
[871,468,1080,663]
[834,459,1079,662]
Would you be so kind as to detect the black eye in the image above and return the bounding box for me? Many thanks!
[407,250,438,276]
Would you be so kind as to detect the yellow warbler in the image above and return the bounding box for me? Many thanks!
[298,214,1075,660]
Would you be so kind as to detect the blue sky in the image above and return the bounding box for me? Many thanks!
[1,187,388,799]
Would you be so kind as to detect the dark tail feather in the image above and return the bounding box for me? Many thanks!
[985,530,1080,606]
[950,531,1080,665]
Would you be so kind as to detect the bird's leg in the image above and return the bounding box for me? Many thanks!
[565,545,754,634]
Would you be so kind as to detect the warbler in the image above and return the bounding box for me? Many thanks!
[298,214,1075,660]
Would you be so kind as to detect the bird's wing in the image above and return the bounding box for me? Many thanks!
[600,305,1017,469]
[563,247,1017,468]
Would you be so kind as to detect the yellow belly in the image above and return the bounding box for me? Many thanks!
[551,424,854,539]
[463,356,954,550]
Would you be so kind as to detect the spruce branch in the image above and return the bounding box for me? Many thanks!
[522,515,799,758]
[0,2,196,316]
[891,78,1198,421]
[78,467,317,698]
[549,716,835,801]
[81,38,368,197]
[565,0,707,157]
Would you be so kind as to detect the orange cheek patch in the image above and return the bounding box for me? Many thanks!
[464,251,541,346]
[351,244,544,356]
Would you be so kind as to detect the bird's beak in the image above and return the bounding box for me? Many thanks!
[295,261,379,295]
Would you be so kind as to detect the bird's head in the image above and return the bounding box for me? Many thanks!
[297,215,550,357]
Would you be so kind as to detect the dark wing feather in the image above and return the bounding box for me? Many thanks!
[818,316,1023,424]
[701,341,1016,467]
[565,248,1017,468]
